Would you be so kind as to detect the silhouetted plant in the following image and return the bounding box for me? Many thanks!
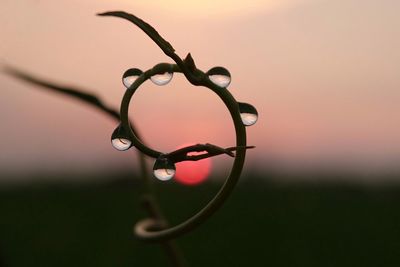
[5,11,258,267]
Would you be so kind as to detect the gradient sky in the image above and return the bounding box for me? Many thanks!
[0,0,399,182]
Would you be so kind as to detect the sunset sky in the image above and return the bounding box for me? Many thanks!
[0,0,399,182]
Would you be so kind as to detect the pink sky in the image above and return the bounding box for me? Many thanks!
[0,0,399,182]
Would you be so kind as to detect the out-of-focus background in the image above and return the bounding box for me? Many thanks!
[0,0,399,266]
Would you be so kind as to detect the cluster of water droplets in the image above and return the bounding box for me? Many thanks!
[115,67,175,155]
[206,66,258,126]
[111,125,177,181]
[122,67,174,88]
[114,65,257,182]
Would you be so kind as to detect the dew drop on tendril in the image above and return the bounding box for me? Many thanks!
[154,168,176,181]
[207,66,231,88]
[122,68,143,88]
[111,124,132,151]
[238,102,258,126]
[111,138,132,151]
[153,156,176,181]
[150,72,173,86]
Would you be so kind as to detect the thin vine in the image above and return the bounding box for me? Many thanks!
[5,10,258,267]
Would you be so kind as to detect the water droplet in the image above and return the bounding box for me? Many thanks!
[111,124,133,151]
[154,168,176,181]
[122,68,143,88]
[207,66,231,88]
[238,102,258,126]
[153,156,176,181]
[111,138,132,151]
[240,113,258,126]
[150,72,173,86]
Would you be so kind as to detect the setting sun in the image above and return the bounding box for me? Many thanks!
[174,144,212,185]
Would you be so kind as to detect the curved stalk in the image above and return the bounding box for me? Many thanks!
[98,10,255,243]
[3,66,187,267]
[119,64,248,242]
[5,10,256,266]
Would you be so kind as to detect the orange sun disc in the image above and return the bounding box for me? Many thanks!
[174,144,212,186]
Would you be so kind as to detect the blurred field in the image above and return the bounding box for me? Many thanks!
[1,174,400,267]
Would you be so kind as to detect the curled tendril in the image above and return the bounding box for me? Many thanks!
[6,11,256,267]
[99,11,255,243]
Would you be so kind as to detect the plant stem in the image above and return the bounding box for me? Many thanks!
[141,195,187,267]
[4,66,188,267]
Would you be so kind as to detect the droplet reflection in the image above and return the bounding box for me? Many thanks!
[151,72,173,86]
[122,68,143,88]
[207,66,231,88]
[154,168,176,181]
[111,138,132,151]
[240,113,258,126]
[153,156,176,181]
[111,124,133,151]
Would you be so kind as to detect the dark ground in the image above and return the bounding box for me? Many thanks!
[1,173,400,267]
